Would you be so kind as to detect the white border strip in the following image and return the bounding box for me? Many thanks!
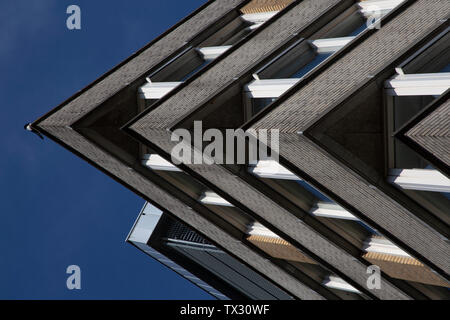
[138,82,182,100]
[358,0,405,14]
[363,237,411,258]
[199,191,233,207]
[385,73,450,96]
[388,169,450,192]
[323,276,361,293]
[197,46,232,60]
[241,11,278,24]
[142,154,181,172]
[311,37,355,53]
[310,202,359,221]
[247,222,281,239]
[244,79,300,98]
[249,159,299,180]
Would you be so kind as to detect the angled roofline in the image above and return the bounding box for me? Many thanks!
[128,0,448,289]
[30,0,331,300]
[124,0,428,299]
[31,0,227,128]
[29,0,450,300]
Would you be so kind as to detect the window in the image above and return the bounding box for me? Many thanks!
[385,27,450,223]
[243,0,406,117]
[137,9,278,108]
[140,158,364,298]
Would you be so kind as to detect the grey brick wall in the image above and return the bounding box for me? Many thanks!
[407,98,450,167]
[42,126,323,300]
[131,0,414,299]
[252,0,450,274]
[132,0,345,129]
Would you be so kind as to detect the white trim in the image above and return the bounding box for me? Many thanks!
[127,203,163,244]
[311,37,355,53]
[244,79,300,98]
[199,191,233,207]
[247,23,263,31]
[197,46,232,60]
[248,159,299,180]
[323,276,361,294]
[385,73,450,96]
[388,169,450,192]
[363,237,411,258]
[138,81,182,100]
[310,202,359,221]
[358,0,405,15]
[141,154,181,172]
[247,222,280,238]
[241,11,278,24]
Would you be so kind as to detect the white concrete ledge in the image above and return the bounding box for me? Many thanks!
[241,11,278,24]
[248,159,299,180]
[358,0,405,15]
[311,37,355,53]
[323,276,361,293]
[310,202,359,221]
[388,169,450,192]
[244,78,300,98]
[199,191,233,207]
[363,237,411,258]
[138,81,182,99]
[142,154,181,172]
[197,46,232,60]
[385,73,450,96]
[247,222,280,238]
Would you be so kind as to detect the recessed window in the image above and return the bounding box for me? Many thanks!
[243,0,405,117]
[137,9,278,108]
[385,28,450,224]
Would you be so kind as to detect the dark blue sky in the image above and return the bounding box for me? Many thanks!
[0,0,212,299]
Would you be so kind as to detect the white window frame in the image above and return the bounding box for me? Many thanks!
[385,72,450,96]
[358,0,405,16]
[244,78,299,99]
[247,222,283,239]
[199,191,233,207]
[388,169,450,192]
[239,11,278,32]
[363,236,411,257]
[141,154,181,172]
[248,159,299,180]
[138,81,183,100]
[197,45,232,60]
[241,11,278,25]
[310,36,355,53]
[309,202,359,221]
[323,275,361,293]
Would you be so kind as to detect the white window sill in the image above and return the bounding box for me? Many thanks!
[138,82,182,100]
[385,73,450,96]
[388,168,450,192]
